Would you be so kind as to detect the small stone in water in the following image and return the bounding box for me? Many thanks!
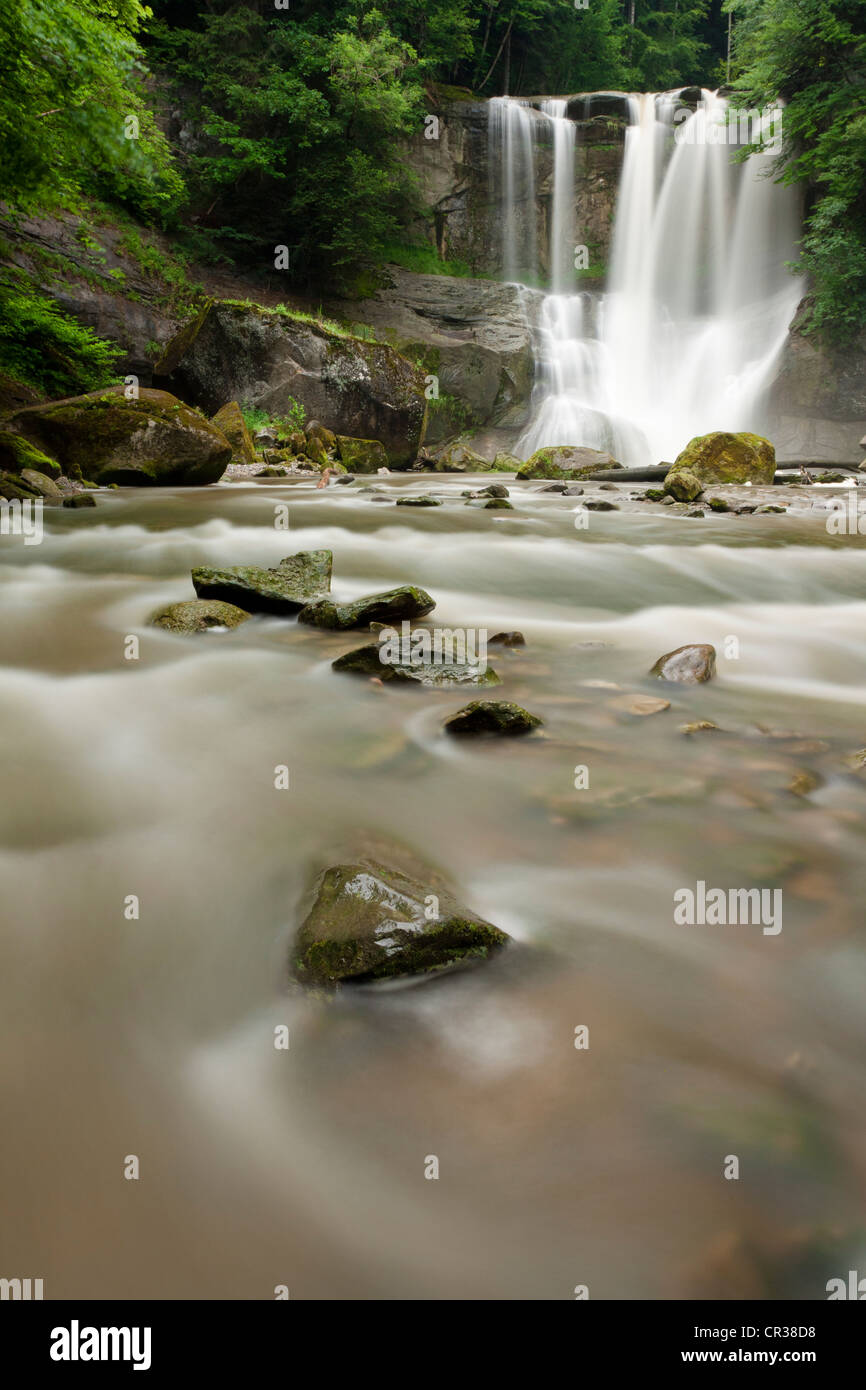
[444,701,543,737]
[489,631,526,647]
[680,721,721,735]
[650,644,717,683]
[608,693,671,717]
[584,499,619,511]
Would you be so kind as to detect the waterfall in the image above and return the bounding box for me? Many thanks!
[495,91,803,466]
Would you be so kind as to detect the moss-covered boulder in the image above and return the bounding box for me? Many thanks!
[0,471,40,501]
[210,401,256,465]
[20,469,62,500]
[443,700,543,736]
[665,432,776,493]
[298,585,435,630]
[154,301,427,466]
[5,387,231,486]
[304,435,330,467]
[665,469,704,502]
[293,859,510,986]
[516,446,620,480]
[434,441,491,472]
[335,436,388,472]
[650,644,717,683]
[191,549,332,614]
[151,599,251,634]
[0,431,61,477]
[332,640,500,687]
[396,495,442,507]
[307,423,336,450]
[492,452,522,472]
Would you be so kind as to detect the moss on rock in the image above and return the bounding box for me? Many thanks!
[665,431,775,491]
[516,446,620,480]
[210,401,256,465]
[298,585,435,630]
[191,549,332,614]
[443,700,543,736]
[335,436,388,472]
[151,599,251,633]
[293,859,510,986]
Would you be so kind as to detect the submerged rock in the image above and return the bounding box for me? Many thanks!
[332,640,499,686]
[210,401,256,465]
[650,644,717,683]
[584,498,619,511]
[292,859,510,986]
[151,599,250,633]
[61,493,96,508]
[517,446,620,481]
[484,497,514,509]
[395,495,442,507]
[443,700,543,736]
[191,549,332,614]
[298,585,435,630]
[5,386,231,486]
[489,631,526,647]
[665,431,776,491]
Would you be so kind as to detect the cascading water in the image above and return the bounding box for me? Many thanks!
[494,91,803,466]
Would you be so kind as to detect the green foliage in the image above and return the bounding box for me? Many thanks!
[383,242,475,278]
[729,0,866,340]
[0,272,119,396]
[622,1,710,90]
[241,399,307,438]
[0,0,182,223]
[115,228,202,314]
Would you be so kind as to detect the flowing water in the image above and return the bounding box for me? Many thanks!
[491,91,803,466]
[2,476,866,1298]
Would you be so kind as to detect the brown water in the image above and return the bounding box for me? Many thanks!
[1,474,865,1299]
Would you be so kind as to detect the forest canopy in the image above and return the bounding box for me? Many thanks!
[0,0,863,334]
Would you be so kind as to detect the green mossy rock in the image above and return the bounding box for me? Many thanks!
[0,471,40,501]
[665,431,776,490]
[19,469,62,499]
[492,452,521,472]
[0,431,61,477]
[304,435,329,467]
[516,446,620,480]
[6,387,232,486]
[335,436,388,472]
[211,401,256,465]
[191,549,332,614]
[650,644,717,683]
[299,585,435,630]
[396,495,442,507]
[434,442,490,472]
[151,599,251,634]
[443,700,543,736]
[665,469,704,502]
[293,859,510,986]
[62,494,96,509]
[332,640,500,687]
[484,497,514,509]
[307,423,336,450]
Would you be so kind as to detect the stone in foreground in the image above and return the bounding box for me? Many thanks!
[151,599,251,634]
[332,641,500,686]
[516,446,621,481]
[191,549,332,614]
[299,585,434,630]
[293,860,510,986]
[650,644,717,683]
[444,700,543,736]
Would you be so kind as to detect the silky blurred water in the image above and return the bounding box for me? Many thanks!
[1,474,864,1298]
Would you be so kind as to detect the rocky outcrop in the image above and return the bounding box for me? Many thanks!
[154,301,428,467]
[3,387,231,485]
[292,858,510,986]
[329,266,537,440]
[765,303,866,463]
[664,432,775,493]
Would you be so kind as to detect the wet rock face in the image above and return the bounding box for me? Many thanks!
[5,387,232,486]
[293,860,510,986]
[517,446,620,480]
[191,550,333,614]
[650,645,717,684]
[298,586,435,631]
[150,599,251,634]
[154,301,428,467]
[665,432,776,491]
[332,641,500,687]
[335,436,388,472]
[443,700,543,736]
